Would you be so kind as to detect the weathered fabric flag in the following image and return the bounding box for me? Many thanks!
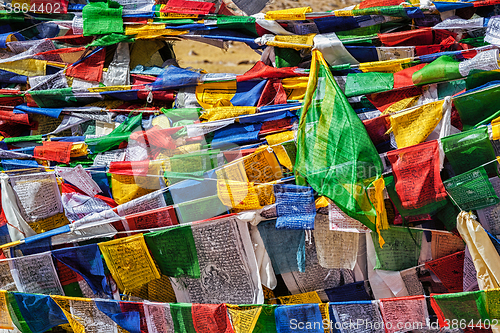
[295,49,383,235]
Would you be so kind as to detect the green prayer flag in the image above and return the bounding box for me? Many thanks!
[436,199,461,231]
[442,127,498,177]
[170,303,195,333]
[275,47,302,68]
[144,224,200,278]
[295,50,383,231]
[6,292,33,333]
[412,55,462,86]
[175,195,228,224]
[161,107,201,122]
[216,16,258,37]
[432,291,489,322]
[253,305,278,333]
[4,135,42,143]
[371,226,422,271]
[85,113,142,153]
[86,33,134,47]
[454,82,500,130]
[443,166,500,211]
[344,72,394,97]
[29,88,77,108]
[82,0,124,36]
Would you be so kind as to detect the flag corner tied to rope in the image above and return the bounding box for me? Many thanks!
[295,49,385,245]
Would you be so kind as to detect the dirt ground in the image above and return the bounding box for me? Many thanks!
[173,0,359,74]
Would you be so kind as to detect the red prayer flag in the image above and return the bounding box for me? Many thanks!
[257,79,288,107]
[379,28,434,47]
[191,304,234,333]
[425,251,465,293]
[387,140,447,210]
[65,48,105,82]
[237,61,304,82]
[34,141,72,164]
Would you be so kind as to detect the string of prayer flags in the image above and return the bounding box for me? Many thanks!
[274,184,316,230]
[387,140,447,210]
[444,166,500,211]
[144,224,200,278]
[257,219,306,275]
[442,127,498,178]
[98,234,161,293]
[425,251,465,293]
[371,226,423,271]
[295,50,382,232]
[379,296,429,333]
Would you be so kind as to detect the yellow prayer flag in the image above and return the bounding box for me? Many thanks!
[272,145,293,170]
[0,59,46,77]
[372,177,388,248]
[492,115,500,139]
[29,212,70,234]
[226,305,262,333]
[267,34,315,50]
[99,234,161,293]
[70,143,88,158]
[382,95,421,115]
[255,183,276,206]
[359,58,411,73]
[200,106,256,122]
[195,81,237,109]
[0,291,13,330]
[244,146,283,183]
[319,303,330,333]
[282,77,309,100]
[266,131,295,146]
[52,296,88,333]
[389,100,444,149]
[457,211,500,290]
[315,196,330,209]
[111,161,163,205]
[278,291,322,304]
[217,179,262,211]
[265,7,312,20]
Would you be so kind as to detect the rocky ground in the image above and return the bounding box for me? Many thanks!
[174,0,359,73]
